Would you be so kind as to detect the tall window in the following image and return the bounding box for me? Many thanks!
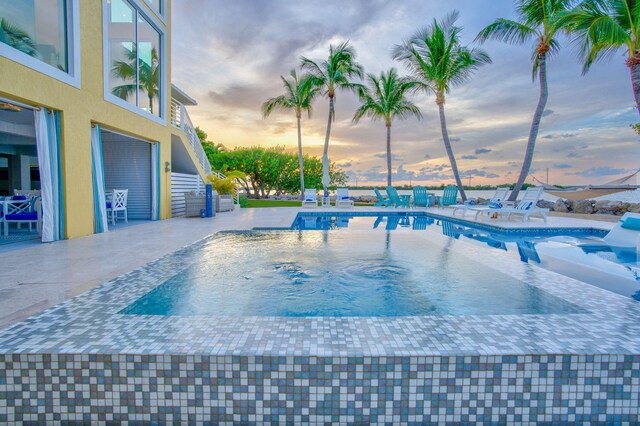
[0,0,69,72]
[107,0,163,118]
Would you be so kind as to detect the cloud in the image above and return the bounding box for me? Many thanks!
[554,163,573,169]
[543,132,577,140]
[542,109,555,117]
[449,137,461,142]
[461,169,500,179]
[569,167,630,178]
[461,155,478,160]
[474,148,492,155]
[336,161,352,168]
[373,152,403,161]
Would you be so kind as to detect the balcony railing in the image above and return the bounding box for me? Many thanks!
[170,98,238,205]
[170,98,212,176]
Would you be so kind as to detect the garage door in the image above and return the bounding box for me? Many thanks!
[102,136,151,220]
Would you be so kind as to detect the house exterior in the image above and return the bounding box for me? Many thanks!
[0,0,208,240]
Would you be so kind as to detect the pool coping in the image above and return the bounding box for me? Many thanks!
[1,220,639,358]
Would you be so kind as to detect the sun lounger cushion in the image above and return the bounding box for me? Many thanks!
[621,216,640,230]
[12,195,27,201]
[464,199,476,206]
[488,202,502,209]
[6,212,37,221]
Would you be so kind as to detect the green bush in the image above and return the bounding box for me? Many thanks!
[239,195,248,208]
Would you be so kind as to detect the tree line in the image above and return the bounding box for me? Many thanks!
[201,139,347,198]
[261,0,638,202]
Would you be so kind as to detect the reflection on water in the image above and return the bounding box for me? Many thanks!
[292,213,640,299]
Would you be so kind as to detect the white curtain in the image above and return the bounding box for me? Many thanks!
[34,109,64,242]
[91,125,109,233]
[151,142,160,220]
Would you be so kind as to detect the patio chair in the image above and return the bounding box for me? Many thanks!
[412,186,432,207]
[471,187,548,222]
[386,186,402,208]
[302,189,318,208]
[335,188,354,208]
[373,188,391,207]
[436,185,458,208]
[451,187,510,217]
[602,212,640,248]
[107,189,128,225]
[3,196,41,237]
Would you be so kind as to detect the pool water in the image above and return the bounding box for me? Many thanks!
[122,227,587,317]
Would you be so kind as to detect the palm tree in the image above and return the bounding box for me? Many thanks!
[262,70,320,199]
[394,11,491,201]
[353,69,422,186]
[0,18,37,57]
[112,47,160,114]
[477,0,572,201]
[562,0,640,118]
[300,41,364,192]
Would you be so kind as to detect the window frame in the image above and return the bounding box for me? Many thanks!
[0,0,81,88]
[102,0,167,125]
[144,0,165,22]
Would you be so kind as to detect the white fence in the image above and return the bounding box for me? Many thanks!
[171,172,204,217]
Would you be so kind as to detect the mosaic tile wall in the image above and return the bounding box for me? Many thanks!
[1,353,638,423]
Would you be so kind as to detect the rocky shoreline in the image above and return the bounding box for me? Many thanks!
[267,194,640,215]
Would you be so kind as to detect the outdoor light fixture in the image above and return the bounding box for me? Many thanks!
[165,161,171,173]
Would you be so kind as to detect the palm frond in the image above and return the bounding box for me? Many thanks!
[476,18,537,45]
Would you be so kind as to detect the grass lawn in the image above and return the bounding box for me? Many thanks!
[245,199,371,208]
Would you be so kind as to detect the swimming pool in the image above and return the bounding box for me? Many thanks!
[121,230,586,316]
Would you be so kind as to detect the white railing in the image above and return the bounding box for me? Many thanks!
[170,99,239,205]
[170,98,212,176]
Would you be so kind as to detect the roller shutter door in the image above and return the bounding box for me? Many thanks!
[103,138,151,220]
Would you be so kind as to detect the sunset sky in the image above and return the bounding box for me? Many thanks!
[171,0,638,186]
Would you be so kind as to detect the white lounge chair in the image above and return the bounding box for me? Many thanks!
[302,189,318,208]
[451,187,510,217]
[335,188,354,208]
[471,187,548,222]
[603,212,640,248]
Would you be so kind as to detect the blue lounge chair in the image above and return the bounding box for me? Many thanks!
[412,186,433,207]
[436,185,458,208]
[373,188,391,207]
[386,186,402,208]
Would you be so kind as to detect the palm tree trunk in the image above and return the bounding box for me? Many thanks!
[509,53,548,202]
[323,96,334,158]
[149,94,153,114]
[296,114,305,200]
[437,101,467,201]
[629,61,640,118]
[386,124,392,186]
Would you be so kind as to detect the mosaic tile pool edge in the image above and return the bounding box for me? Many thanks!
[1,353,638,424]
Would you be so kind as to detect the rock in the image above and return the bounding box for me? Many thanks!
[553,199,570,213]
[628,203,640,213]
[572,199,596,214]
[537,200,554,209]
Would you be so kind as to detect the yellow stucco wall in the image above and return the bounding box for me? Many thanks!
[0,0,177,239]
